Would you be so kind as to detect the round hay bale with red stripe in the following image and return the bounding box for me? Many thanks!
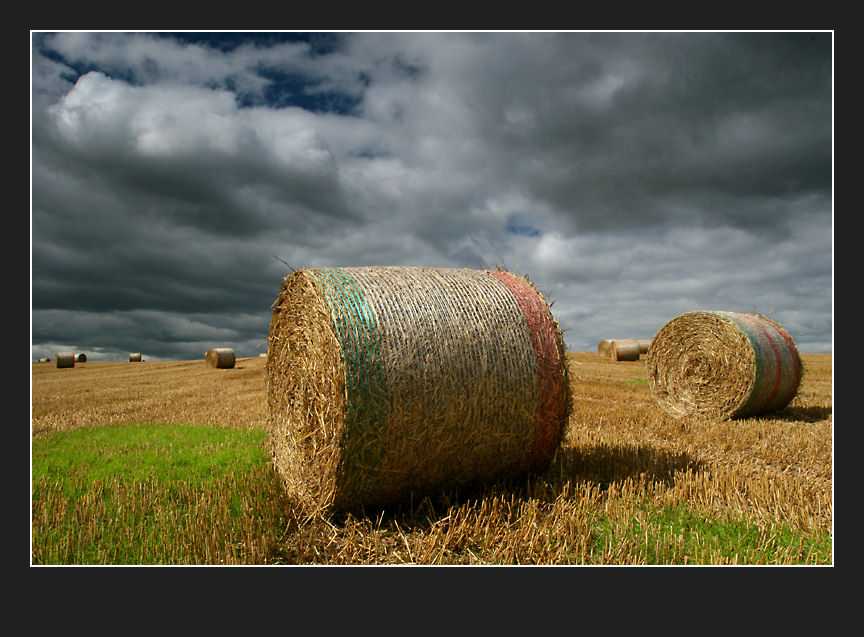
[266,266,571,516]
[646,310,802,420]
[129,353,142,362]
[55,352,76,368]
[205,347,236,369]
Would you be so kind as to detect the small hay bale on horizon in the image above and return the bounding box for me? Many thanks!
[129,352,142,362]
[55,352,75,368]
[637,339,652,355]
[597,339,613,357]
[266,266,572,517]
[599,339,641,361]
[646,310,802,420]
[205,347,236,369]
[76,353,87,363]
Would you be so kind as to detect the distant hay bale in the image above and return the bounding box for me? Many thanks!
[129,353,142,362]
[597,339,613,357]
[600,339,640,361]
[646,310,802,420]
[55,352,75,368]
[266,266,571,516]
[205,347,236,369]
[637,339,652,355]
[76,353,87,363]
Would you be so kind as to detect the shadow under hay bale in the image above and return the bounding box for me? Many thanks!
[646,310,802,420]
[266,266,571,517]
[55,352,75,368]
[205,347,236,369]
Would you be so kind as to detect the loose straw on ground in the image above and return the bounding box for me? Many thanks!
[646,310,802,419]
[205,347,236,369]
[266,266,571,516]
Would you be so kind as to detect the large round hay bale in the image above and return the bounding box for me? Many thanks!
[637,339,652,355]
[646,310,802,419]
[610,339,641,361]
[55,352,75,368]
[266,266,571,515]
[205,347,236,369]
[129,352,142,362]
[76,353,87,363]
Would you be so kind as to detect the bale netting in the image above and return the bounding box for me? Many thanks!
[646,310,802,420]
[205,347,236,369]
[55,352,76,368]
[129,353,142,362]
[266,266,571,516]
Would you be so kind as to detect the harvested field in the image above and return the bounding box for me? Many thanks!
[31,350,832,564]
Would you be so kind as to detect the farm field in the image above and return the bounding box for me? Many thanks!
[30,351,833,565]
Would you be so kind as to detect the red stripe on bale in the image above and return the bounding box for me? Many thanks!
[489,270,568,473]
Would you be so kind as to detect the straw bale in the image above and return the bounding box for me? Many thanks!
[646,310,802,419]
[55,352,75,368]
[205,347,236,369]
[76,353,87,363]
[637,339,652,355]
[129,353,142,362]
[611,339,641,361]
[597,339,613,357]
[266,266,571,516]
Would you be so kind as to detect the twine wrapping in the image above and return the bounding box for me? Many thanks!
[266,266,570,515]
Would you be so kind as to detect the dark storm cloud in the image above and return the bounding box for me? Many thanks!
[31,31,833,360]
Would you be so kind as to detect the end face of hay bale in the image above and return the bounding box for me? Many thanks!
[76,353,87,363]
[266,266,571,516]
[646,310,802,419]
[55,352,76,368]
[129,353,142,362]
[597,339,613,357]
[205,347,236,369]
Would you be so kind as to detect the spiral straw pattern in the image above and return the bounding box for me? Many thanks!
[266,266,570,515]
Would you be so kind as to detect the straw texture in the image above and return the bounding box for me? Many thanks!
[266,266,570,516]
[55,352,75,368]
[646,310,802,419]
[205,347,236,369]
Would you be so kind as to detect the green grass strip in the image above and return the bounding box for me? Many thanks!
[31,423,291,565]
[309,268,386,505]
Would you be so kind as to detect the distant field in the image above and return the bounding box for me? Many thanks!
[31,352,832,565]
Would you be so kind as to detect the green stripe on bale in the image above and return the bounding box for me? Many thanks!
[265,266,570,516]
[646,310,802,420]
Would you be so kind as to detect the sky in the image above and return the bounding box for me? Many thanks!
[30,31,833,362]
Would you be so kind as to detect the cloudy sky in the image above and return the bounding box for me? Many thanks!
[30,31,833,362]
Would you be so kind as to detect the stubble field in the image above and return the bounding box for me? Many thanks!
[30,351,832,565]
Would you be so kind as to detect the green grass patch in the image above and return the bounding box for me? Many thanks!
[590,502,832,565]
[31,423,292,565]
